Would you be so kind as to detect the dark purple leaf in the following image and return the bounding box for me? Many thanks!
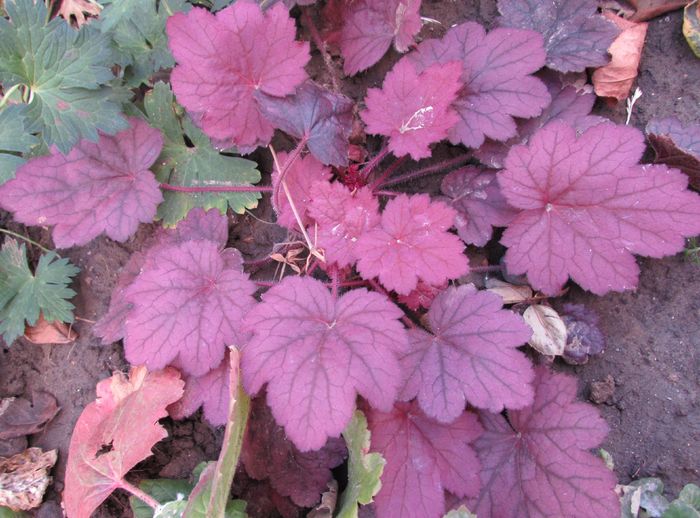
[0,393,59,441]
[560,303,606,365]
[647,116,700,190]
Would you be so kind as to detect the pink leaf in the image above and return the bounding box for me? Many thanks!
[340,0,422,75]
[167,1,310,151]
[169,353,230,426]
[396,280,446,311]
[409,22,550,148]
[241,276,408,451]
[498,121,700,295]
[441,166,519,246]
[361,59,462,160]
[308,181,380,267]
[355,194,468,295]
[367,400,483,518]
[0,118,163,248]
[272,152,331,230]
[472,366,619,518]
[122,239,255,376]
[63,367,184,518]
[241,397,346,507]
[399,284,533,422]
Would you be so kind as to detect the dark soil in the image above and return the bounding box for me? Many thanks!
[0,1,698,516]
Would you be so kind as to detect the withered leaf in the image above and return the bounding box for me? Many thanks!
[0,448,57,511]
[23,314,77,345]
[0,393,59,441]
[523,305,567,357]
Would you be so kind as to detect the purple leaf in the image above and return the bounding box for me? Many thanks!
[441,166,519,246]
[167,1,310,152]
[647,116,700,190]
[473,366,619,518]
[0,118,163,248]
[355,194,468,295]
[560,303,606,365]
[399,284,534,422]
[498,0,620,73]
[498,121,700,295]
[169,353,230,426]
[367,400,482,518]
[340,0,422,76]
[361,59,463,160]
[409,22,550,149]
[241,276,408,451]
[257,81,354,167]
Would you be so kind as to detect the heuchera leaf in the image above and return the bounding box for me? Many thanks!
[498,121,700,295]
[169,354,230,426]
[396,280,446,311]
[361,59,462,160]
[0,118,163,248]
[497,0,620,73]
[340,0,422,75]
[242,276,408,451]
[241,397,347,507]
[441,167,518,247]
[399,284,533,422]
[63,366,184,518]
[272,152,331,230]
[409,22,550,149]
[257,81,354,167]
[472,366,619,518]
[166,0,310,151]
[367,400,483,518]
[308,181,380,268]
[647,116,700,191]
[355,194,468,295]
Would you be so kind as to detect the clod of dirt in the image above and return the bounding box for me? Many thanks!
[590,375,616,404]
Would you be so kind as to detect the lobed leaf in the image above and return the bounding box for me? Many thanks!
[0,106,38,185]
[647,116,700,191]
[169,354,230,426]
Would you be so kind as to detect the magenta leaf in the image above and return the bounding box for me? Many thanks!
[355,194,468,295]
[308,181,380,267]
[242,397,346,507]
[166,1,310,151]
[400,284,533,422]
[169,353,230,426]
[498,121,700,295]
[441,167,518,247]
[257,81,354,166]
[647,116,700,190]
[367,400,482,518]
[0,118,163,248]
[361,59,462,160]
[340,0,422,76]
[122,239,255,376]
[409,22,550,149]
[241,276,408,451]
[472,366,619,518]
[272,152,331,230]
[396,280,446,311]
[498,0,620,73]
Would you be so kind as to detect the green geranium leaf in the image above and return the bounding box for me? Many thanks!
[144,82,261,227]
[0,105,38,184]
[664,502,700,518]
[337,410,385,518]
[129,479,194,518]
[680,484,700,511]
[0,239,79,344]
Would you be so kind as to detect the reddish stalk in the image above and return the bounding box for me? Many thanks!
[118,479,160,510]
[271,138,308,209]
[366,279,416,329]
[255,278,368,289]
[160,184,272,193]
[330,265,339,299]
[368,155,408,192]
[300,7,340,92]
[377,153,472,189]
[360,144,390,180]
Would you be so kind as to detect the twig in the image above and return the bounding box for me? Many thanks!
[0,228,54,255]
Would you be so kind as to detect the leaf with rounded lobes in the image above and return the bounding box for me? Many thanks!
[409,22,550,149]
[169,354,230,426]
[257,81,354,167]
[241,397,346,507]
[340,0,422,76]
[0,118,163,248]
[498,122,700,295]
[472,366,619,518]
[0,106,39,185]
[63,367,184,518]
[122,239,255,376]
[400,284,533,422]
[497,0,620,72]
[308,181,380,268]
[355,194,468,295]
[441,167,518,247]
[166,1,310,152]
[647,117,700,190]
[361,59,462,160]
[367,400,483,518]
[242,276,408,451]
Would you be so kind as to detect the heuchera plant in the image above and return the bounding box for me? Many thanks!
[1,0,700,516]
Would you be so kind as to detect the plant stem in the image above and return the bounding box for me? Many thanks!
[471,265,503,273]
[361,145,390,180]
[160,183,272,193]
[300,8,340,92]
[256,278,368,289]
[0,83,22,110]
[0,228,54,255]
[330,266,339,299]
[271,139,307,209]
[118,479,160,510]
[378,153,472,188]
[369,156,408,191]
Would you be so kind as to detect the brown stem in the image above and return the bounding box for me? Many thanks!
[378,153,472,188]
[160,184,272,193]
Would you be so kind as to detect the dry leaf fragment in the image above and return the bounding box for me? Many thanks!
[23,313,77,344]
[684,1,700,57]
[523,305,567,356]
[485,278,533,304]
[592,12,648,101]
[57,0,102,28]
[0,448,57,511]
[0,393,59,441]
[629,0,688,21]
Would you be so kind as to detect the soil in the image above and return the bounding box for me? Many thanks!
[0,1,698,516]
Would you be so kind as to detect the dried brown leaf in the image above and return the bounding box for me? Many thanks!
[485,278,533,304]
[0,448,57,511]
[23,313,77,344]
[57,0,102,27]
[0,393,59,441]
[629,0,688,21]
[684,1,700,57]
[523,305,567,356]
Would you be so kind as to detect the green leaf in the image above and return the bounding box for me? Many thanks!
[337,410,386,518]
[153,500,189,518]
[144,82,261,227]
[100,0,146,32]
[130,479,194,518]
[0,507,28,518]
[0,0,128,153]
[0,239,79,344]
[443,506,478,518]
[680,485,700,511]
[184,462,247,518]
[0,105,38,184]
[663,502,700,518]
